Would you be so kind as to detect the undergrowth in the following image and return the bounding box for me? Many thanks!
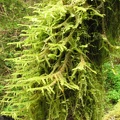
[104,63,120,104]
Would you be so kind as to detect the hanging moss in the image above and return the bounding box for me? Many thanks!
[1,0,119,120]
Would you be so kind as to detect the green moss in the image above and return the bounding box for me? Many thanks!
[1,0,119,120]
[103,100,120,120]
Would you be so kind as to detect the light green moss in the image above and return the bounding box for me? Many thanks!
[103,100,120,120]
[1,0,113,120]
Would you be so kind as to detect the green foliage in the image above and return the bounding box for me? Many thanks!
[104,63,120,104]
[1,0,107,120]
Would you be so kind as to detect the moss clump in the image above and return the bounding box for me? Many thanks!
[103,100,120,120]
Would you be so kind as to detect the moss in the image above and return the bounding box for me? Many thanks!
[103,100,120,120]
[1,0,119,120]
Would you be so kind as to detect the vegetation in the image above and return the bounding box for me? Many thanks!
[0,0,28,76]
[0,0,120,120]
[104,64,120,104]
[103,100,120,120]
[0,0,29,115]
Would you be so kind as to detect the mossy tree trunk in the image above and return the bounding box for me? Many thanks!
[1,0,120,120]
